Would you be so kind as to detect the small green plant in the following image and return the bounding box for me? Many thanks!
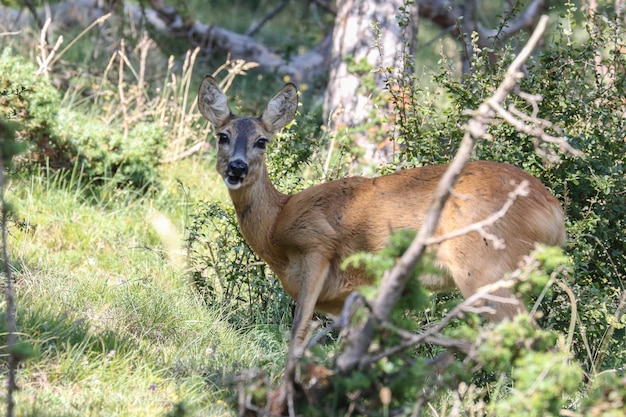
[187,200,294,330]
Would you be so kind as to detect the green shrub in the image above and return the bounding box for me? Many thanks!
[387,10,625,374]
[186,200,294,331]
[0,48,166,189]
[0,49,62,159]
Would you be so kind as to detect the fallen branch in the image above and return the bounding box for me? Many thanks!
[0,0,332,83]
[245,0,290,37]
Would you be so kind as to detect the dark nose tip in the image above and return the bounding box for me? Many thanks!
[228,159,248,177]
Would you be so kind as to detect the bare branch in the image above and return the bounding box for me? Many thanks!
[0,0,331,83]
[489,100,583,159]
[35,19,63,76]
[335,15,552,374]
[357,263,537,369]
[306,291,367,349]
[418,0,549,44]
[160,141,210,164]
[310,0,337,15]
[475,0,549,46]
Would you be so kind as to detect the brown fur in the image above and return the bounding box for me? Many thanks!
[197,76,567,352]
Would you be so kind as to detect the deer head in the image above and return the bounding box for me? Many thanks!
[197,76,298,190]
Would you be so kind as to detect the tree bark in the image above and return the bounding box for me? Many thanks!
[323,0,419,163]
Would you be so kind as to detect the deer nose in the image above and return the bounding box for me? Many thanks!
[228,159,248,177]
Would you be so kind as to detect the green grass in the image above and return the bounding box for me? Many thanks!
[2,157,287,416]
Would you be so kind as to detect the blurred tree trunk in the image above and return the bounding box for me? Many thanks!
[323,0,418,164]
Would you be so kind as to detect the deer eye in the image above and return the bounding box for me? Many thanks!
[255,138,269,150]
[217,133,229,145]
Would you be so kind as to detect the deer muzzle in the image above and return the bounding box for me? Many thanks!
[225,159,248,189]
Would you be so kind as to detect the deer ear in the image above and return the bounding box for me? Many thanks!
[261,83,298,132]
[197,76,231,127]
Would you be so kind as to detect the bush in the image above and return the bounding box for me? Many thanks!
[186,200,294,330]
[405,11,626,373]
[0,48,166,189]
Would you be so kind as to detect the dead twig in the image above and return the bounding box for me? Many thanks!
[426,180,530,250]
[35,18,63,76]
[358,273,526,369]
[161,142,210,164]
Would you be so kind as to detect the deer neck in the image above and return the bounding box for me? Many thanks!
[227,164,287,254]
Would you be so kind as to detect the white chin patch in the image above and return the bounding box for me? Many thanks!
[224,177,243,190]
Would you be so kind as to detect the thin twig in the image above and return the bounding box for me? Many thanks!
[245,0,290,37]
[425,181,530,250]
[160,142,209,163]
[117,39,129,139]
[50,13,112,67]
[307,291,366,349]
[359,275,523,369]
[35,18,63,76]
[593,288,626,372]
[555,278,578,353]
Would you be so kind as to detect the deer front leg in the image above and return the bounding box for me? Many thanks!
[289,252,331,357]
[272,253,330,416]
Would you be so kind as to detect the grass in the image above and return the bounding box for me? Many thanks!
[3,157,288,416]
[0,7,299,412]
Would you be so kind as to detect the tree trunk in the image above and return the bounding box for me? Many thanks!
[323,0,418,164]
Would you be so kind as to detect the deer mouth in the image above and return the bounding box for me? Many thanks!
[225,174,245,190]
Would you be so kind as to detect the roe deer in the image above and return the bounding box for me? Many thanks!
[197,75,566,355]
